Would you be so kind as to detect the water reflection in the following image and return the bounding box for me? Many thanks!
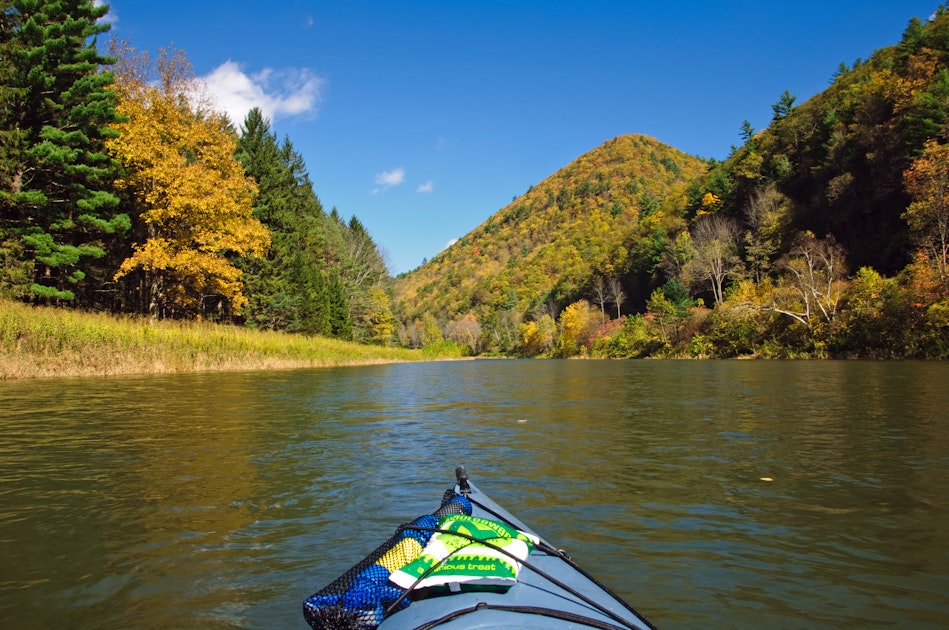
[0,360,947,629]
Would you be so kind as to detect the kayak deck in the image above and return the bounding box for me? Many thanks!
[305,467,656,629]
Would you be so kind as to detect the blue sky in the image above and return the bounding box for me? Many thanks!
[104,1,938,274]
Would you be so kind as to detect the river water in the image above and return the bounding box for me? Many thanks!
[1,360,947,629]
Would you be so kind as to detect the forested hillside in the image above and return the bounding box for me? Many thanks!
[693,14,947,277]
[393,135,707,352]
[0,2,392,343]
[394,8,949,358]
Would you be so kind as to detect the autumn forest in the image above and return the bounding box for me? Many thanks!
[2,1,948,360]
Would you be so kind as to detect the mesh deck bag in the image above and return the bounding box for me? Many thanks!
[303,489,472,629]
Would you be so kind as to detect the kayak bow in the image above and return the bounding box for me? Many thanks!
[304,466,657,629]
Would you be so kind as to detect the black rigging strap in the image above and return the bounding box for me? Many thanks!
[414,602,636,630]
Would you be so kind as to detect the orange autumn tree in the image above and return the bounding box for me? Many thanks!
[903,138,949,283]
[107,46,269,318]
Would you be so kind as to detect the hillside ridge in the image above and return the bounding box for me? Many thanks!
[393,133,707,330]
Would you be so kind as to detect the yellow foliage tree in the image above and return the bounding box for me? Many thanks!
[520,313,555,356]
[645,288,678,344]
[520,321,540,354]
[698,192,722,215]
[556,299,598,356]
[108,46,269,318]
[366,286,395,345]
[420,312,444,346]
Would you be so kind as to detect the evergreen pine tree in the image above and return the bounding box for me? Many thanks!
[235,108,293,328]
[291,251,330,335]
[235,109,335,331]
[0,0,128,305]
[0,3,31,297]
[327,271,353,339]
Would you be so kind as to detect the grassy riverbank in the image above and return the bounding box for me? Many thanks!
[0,299,427,379]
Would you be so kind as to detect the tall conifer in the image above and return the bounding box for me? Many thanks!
[0,0,128,305]
[235,108,332,331]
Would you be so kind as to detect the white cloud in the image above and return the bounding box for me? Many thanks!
[417,181,434,193]
[445,238,459,249]
[94,0,118,25]
[199,60,324,126]
[372,168,405,193]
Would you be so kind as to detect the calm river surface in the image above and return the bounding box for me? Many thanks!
[1,360,947,629]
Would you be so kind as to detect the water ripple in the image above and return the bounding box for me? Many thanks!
[1,361,947,628]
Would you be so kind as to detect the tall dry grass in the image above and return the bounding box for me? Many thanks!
[0,299,424,379]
